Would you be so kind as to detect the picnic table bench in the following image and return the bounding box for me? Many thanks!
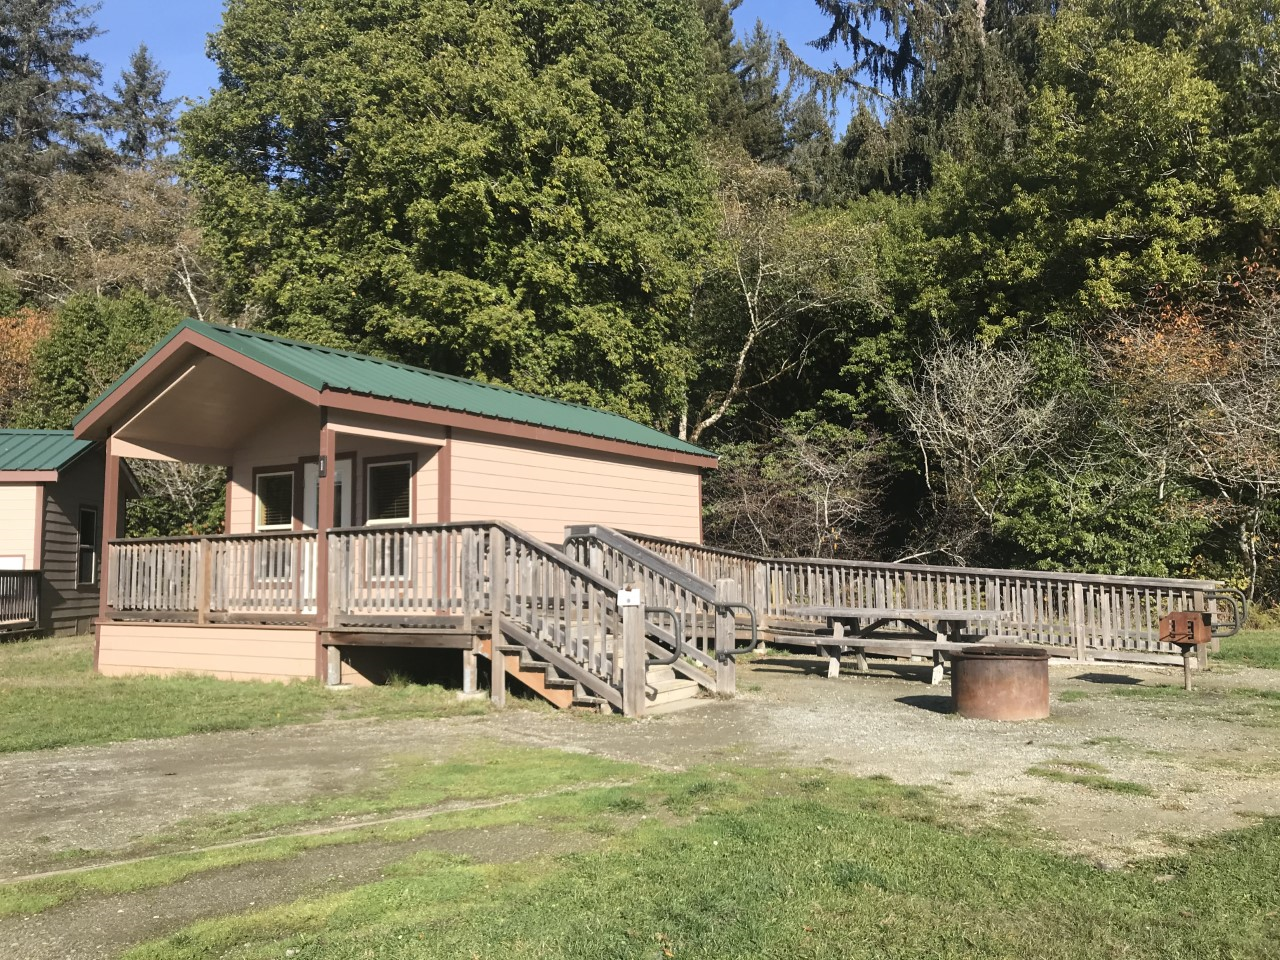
[781,606,1011,685]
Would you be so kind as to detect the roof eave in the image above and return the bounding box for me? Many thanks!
[320,389,719,469]
[74,324,322,440]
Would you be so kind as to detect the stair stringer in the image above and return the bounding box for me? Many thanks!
[493,618,624,712]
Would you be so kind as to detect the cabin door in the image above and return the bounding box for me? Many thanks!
[301,459,353,612]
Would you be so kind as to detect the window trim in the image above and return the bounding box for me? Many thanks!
[76,505,99,587]
[297,452,357,530]
[252,466,299,532]
[363,455,416,526]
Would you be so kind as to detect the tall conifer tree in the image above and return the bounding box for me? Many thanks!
[0,0,103,261]
[107,43,178,167]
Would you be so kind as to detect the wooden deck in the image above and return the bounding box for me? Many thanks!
[105,522,724,716]
[0,571,40,636]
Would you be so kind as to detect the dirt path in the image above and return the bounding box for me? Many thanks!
[1,825,589,960]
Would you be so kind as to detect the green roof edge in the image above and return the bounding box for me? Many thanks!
[74,320,717,461]
[0,429,96,472]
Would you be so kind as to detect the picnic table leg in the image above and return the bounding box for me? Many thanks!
[854,647,868,673]
[826,618,843,678]
[931,649,946,686]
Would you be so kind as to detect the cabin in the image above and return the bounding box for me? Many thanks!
[73,320,719,710]
[0,430,112,636]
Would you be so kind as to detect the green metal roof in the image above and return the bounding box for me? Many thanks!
[0,430,95,473]
[76,320,716,461]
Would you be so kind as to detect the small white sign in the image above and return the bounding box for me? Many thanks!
[617,588,642,608]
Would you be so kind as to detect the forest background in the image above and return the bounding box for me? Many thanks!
[4,0,1280,603]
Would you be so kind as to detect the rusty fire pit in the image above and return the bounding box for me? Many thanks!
[950,645,1050,721]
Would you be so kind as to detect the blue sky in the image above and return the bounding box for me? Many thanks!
[86,1,850,110]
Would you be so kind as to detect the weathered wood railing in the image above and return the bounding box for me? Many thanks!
[109,532,318,620]
[564,524,736,675]
[621,531,1220,660]
[327,523,484,623]
[106,523,718,710]
[0,570,40,633]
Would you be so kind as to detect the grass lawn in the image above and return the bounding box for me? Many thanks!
[1217,629,1280,670]
[0,634,487,753]
[102,754,1279,960]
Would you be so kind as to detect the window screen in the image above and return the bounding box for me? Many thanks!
[76,507,98,586]
[366,461,412,523]
[256,472,295,530]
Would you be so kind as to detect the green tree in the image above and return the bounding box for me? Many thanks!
[106,43,179,167]
[14,289,182,429]
[0,0,105,263]
[736,22,788,162]
[181,0,717,423]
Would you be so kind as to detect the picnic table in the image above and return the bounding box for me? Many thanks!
[783,605,1008,685]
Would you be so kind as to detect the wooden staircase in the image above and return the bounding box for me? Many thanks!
[477,626,705,715]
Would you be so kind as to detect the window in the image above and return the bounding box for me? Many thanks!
[76,507,98,586]
[366,461,413,524]
[365,460,413,578]
[255,472,295,531]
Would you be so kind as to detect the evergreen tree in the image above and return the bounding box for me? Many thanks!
[0,0,104,262]
[803,1,1048,191]
[698,0,748,145]
[736,22,787,162]
[107,43,178,167]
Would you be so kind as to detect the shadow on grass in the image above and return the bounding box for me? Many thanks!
[1073,673,1144,685]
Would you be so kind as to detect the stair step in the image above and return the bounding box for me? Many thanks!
[645,677,701,706]
[645,696,715,717]
[646,664,678,684]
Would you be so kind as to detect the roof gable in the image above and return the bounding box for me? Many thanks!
[75,320,716,464]
[0,430,95,473]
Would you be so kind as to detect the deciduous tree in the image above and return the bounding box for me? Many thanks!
[181,0,717,423]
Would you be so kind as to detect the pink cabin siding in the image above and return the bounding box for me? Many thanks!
[225,410,702,544]
[97,622,318,682]
[0,484,39,567]
[449,429,702,543]
[225,404,444,534]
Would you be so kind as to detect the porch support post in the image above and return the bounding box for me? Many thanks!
[314,412,338,680]
[437,427,452,523]
[95,441,125,674]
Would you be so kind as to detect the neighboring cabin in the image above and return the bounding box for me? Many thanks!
[0,431,113,636]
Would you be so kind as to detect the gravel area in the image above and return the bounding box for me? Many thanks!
[0,655,1275,875]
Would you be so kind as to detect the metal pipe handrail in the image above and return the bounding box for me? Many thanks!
[718,602,759,659]
[643,606,685,667]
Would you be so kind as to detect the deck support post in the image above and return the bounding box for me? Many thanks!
[326,645,342,686]
[461,646,478,695]
[490,528,507,708]
[714,578,738,697]
[621,601,646,718]
[314,414,338,681]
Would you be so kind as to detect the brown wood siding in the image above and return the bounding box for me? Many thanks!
[40,449,105,635]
